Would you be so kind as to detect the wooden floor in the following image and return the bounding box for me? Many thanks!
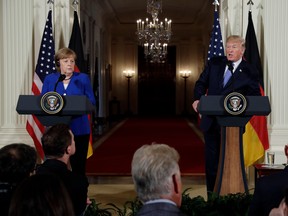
[87,174,256,213]
[87,175,207,209]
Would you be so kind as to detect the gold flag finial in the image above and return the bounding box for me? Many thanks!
[247,0,254,11]
[213,0,220,12]
[72,0,79,11]
[47,0,54,10]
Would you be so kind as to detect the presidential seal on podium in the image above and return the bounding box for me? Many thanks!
[40,92,64,114]
[224,92,247,115]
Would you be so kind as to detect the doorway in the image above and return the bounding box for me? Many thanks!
[138,46,176,116]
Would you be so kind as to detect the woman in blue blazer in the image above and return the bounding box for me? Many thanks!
[42,47,96,175]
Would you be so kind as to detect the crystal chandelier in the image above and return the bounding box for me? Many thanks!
[136,0,172,63]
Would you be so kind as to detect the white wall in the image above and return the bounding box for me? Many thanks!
[262,0,288,163]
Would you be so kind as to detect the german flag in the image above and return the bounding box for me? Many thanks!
[69,10,94,158]
[243,11,269,167]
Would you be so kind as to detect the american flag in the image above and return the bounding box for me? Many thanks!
[207,10,224,61]
[26,10,56,159]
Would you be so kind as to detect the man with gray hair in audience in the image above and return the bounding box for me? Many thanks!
[131,143,187,216]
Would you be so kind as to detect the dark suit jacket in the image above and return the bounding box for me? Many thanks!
[0,182,15,216]
[194,56,261,131]
[248,166,288,216]
[136,202,187,216]
[36,159,89,216]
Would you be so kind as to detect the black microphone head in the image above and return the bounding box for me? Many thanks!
[59,74,66,81]
[54,74,66,92]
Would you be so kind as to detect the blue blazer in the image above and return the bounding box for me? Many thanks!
[42,72,96,135]
[194,56,261,131]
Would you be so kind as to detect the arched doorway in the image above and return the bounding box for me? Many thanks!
[138,46,176,116]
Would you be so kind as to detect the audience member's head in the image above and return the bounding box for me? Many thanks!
[9,174,75,216]
[131,143,183,207]
[269,188,288,216]
[41,124,75,159]
[0,143,37,184]
[0,143,37,216]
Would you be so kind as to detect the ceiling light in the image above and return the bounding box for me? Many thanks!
[136,0,172,63]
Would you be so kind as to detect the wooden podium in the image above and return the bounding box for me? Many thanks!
[16,95,94,126]
[198,95,271,195]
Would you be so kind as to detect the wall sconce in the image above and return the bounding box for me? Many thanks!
[179,70,191,78]
[123,70,135,115]
[179,70,191,115]
[123,70,135,78]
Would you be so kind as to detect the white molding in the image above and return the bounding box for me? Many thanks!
[0,128,33,148]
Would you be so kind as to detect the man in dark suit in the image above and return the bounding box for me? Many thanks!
[192,35,261,194]
[36,123,89,216]
[131,143,187,216]
[248,146,288,216]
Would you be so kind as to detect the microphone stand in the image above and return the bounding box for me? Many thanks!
[54,74,66,92]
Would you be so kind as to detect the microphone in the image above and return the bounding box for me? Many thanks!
[54,74,66,92]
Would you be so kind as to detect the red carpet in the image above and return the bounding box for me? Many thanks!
[86,117,205,175]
